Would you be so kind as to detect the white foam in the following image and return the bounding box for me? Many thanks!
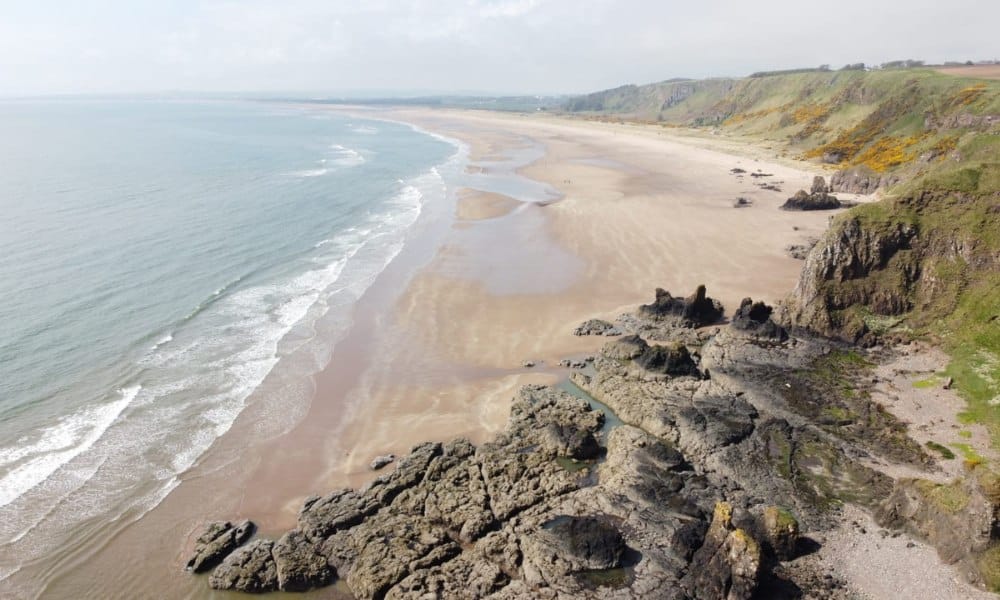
[152,333,173,350]
[291,168,330,178]
[0,122,465,585]
[0,386,139,508]
[350,124,378,135]
[327,144,367,167]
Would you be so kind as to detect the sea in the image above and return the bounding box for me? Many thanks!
[0,99,460,590]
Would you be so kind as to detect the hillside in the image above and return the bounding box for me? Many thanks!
[565,67,1000,493]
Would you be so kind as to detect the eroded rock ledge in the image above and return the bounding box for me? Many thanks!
[186,287,999,599]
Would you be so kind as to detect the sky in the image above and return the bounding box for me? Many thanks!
[1,0,997,96]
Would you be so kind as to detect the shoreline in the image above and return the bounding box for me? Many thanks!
[18,107,855,599]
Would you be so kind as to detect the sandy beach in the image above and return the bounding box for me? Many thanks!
[25,109,843,599]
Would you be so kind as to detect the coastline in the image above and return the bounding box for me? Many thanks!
[18,107,849,599]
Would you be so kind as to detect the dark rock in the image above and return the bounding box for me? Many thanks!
[733,197,753,208]
[638,285,725,327]
[186,520,254,573]
[781,188,841,211]
[633,342,700,377]
[369,454,395,470]
[810,175,829,195]
[298,489,380,542]
[683,502,761,600]
[761,506,800,560]
[731,298,788,341]
[209,539,279,593]
[537,515,626,571]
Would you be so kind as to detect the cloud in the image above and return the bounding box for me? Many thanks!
[0,0,997,95]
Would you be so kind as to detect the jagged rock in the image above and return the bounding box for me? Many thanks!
[730,298,787,341]
[683,502,761,600]
[369,454,395,470]
[539,423,601,459]
[386,556,509,599]
[272,530,333,591]
[780,215,919,342]
[298,489,380,542]
[603,334,649,360]
[810,175,829,194]
[193,285,966,599]
[209,539,278,593]
[633,342,700,377]
[637,285,724,327]
[186,520,254,573]
[573,318,622,336]
[781,188,841,211]
[761,506,800,560]
[830,166,898,194]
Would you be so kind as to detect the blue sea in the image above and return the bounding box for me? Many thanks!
[0,99,458,584]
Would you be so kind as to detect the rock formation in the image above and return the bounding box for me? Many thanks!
[637,285,724,327]
[730,298,787,341]
[573,318,623,336]
[780,176,842,210]
[186,520,254,573]
[187,285,996,598]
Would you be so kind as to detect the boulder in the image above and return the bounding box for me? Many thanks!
[781,189,841,211]
[810,175,829,194]
[186,520,254,573]
[272,530,334,591]
[761,506,800,560]
[683,502,761,600]
[603,334,649,360]
[209,539,279,593]
[532,515,626,572]
[633,342,700,377]
[637,285,725,327]
[730,298,788,341]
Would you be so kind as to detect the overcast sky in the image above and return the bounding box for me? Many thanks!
[1,0,997,96]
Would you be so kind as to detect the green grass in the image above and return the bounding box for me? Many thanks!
[978,545,1000,592]
[913,376,941,389]
[926,441,957,460]
[951,443,987,469]
[915,479,971,513]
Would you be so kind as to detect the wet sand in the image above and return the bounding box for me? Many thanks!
[23,109,842,599]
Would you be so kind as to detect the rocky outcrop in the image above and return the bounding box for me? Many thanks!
[780,211,919,342]
[682,502,761,600]
[573,318,622,336]
[209,539,279,593]
[830,166,900,195]
[781,177,842,210]
[186,520,254,573]
[877,475,999,585]
[760,506,800,561]
[637,285,724,327]
[730,298,787,341]
[189,286,974,598]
